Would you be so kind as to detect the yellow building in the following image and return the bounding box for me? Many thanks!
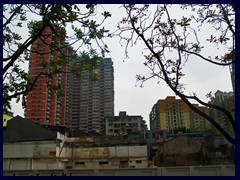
[150,96,211,133]
[3,113,13,127]
[190,104,212,132]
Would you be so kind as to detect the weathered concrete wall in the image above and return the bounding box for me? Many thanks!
[3,159,65,170]
[3,165,235,176]
[154,136,205,166]
[4,141,56,158]
[3,140,64,170]
[160,136,203,155]
[4,159,31,170]
[4,141,148,170]
[60,145,148,169]
[60,145,147,159]
[154,136,234,166]
[75,147,110,158]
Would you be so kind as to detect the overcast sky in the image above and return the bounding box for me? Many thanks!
[8,4,234,129]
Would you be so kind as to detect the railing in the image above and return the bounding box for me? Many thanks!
[3,165,235,176]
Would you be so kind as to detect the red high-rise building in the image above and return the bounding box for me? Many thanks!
[26,26,67,126]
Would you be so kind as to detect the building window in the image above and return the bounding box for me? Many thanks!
[152,133,156,138]
[99,161,109,165]
[75,162,85,165]
[145,133,149,138]
[114,123,120,128]
[49,151,56,156]
[120,161,128,168]
[136,160,142,164]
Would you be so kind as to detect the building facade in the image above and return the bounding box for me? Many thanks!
[190,104,212,132]
[149,96,211,133]
[68,58,114,133]
[209,90,235,134]
[26,25,114,131]
[210,90,233,104]
[153,136,206,167]
[3,132,148,170]
[64,49,82,131]
[105,111,147,135]
[26,27,67,126]
[79,57,114,133]
[150,97,191,133]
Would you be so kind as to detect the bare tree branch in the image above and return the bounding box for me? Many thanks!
[119,4,235,144]
[3,4,24,28]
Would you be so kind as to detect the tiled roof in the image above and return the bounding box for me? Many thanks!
[215,90,223,94]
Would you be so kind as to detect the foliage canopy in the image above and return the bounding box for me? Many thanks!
[3,4,111,112]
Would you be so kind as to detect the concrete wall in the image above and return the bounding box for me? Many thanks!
[61,145,147,158]
[3,140,64,170]
[59,145,148,169]
[154,136,206,166]
[4,141,56,158]
[3,159,65,170]
[3,165,235,176]
[4,140,148,170]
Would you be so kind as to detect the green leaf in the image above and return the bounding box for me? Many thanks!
[102,11,111,18]
[86,4,94,9]
[75,29,83,39]
[17,22,22,27]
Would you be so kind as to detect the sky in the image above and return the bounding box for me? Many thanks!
[6,4,234,129]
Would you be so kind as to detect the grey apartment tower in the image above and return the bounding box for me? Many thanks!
[65,57,114,133]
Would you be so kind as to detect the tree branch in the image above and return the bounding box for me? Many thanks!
[3,5,51,75]
[3,4,24,28]
[125,4,235,144]
[220,4,235,36]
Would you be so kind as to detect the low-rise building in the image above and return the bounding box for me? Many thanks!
[105,111,147,135]
[3,116,148,170]
[153,136,206,167]
[153,136,234,167]
[59,136,148,169]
